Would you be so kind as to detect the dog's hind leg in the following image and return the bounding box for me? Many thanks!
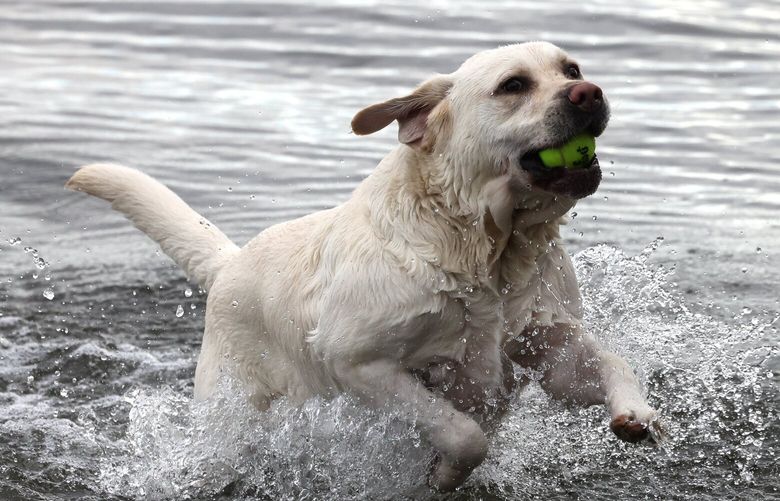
[194,297,280,411]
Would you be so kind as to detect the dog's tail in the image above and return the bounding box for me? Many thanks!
[66,163,239,290]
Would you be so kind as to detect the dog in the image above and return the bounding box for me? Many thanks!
[66,42,661,491]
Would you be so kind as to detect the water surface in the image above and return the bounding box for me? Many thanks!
[0,1,778,499]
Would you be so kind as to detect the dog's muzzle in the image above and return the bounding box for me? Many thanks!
[519,152,602,199]
[518,83,609,199]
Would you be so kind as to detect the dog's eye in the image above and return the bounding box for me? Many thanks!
[566,64,581,79]
[500,77,526,93]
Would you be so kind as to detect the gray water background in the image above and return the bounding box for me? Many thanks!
[0,1,778,500]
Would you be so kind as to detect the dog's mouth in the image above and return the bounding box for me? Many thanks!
[519,147,602,200]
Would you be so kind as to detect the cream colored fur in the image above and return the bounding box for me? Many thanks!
[66,42,659,492]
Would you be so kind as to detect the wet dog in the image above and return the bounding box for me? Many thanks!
[66,42,660,491]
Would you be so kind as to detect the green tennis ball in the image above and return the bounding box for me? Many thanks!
[538,134,596,169]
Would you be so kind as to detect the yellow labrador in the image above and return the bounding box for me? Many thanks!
[66,42,659,491]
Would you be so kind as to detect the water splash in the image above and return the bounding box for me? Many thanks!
[93,242,777,499]
[99,376,429,500]
[3,236,53,293]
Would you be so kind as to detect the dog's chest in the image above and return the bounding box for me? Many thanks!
[404,287,503,367]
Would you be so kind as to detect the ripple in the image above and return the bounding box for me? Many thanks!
[0,1,778,499]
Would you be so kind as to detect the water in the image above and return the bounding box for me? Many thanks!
[0,1,778,499]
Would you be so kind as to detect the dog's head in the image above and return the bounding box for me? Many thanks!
[352,42,609,202]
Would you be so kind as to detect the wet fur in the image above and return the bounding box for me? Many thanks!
[66,42,659,492]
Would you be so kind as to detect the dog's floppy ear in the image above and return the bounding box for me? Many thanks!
[351,75,453,148]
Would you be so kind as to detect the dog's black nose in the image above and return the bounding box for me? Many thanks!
[568,82,603,113]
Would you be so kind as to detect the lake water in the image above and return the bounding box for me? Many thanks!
[0,1,778,499]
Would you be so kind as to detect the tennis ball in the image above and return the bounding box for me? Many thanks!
[538,134,596,169]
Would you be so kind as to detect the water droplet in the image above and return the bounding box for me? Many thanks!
[42,288,54,301]
[59,388,69,398]
[184,288,193,298]
[231,300,239,307]
[175,304,184,318]
[26,375,34,384]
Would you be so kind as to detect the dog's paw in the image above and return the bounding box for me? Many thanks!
[428,460,469,492]
[610,413,650,443]
[426,451,479,492]
[610,412,667,445]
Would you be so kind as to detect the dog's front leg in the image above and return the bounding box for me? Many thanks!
[431,326,515,426]
[504,323,661,443]
[333,358,488,491]
[422,351,515,430]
